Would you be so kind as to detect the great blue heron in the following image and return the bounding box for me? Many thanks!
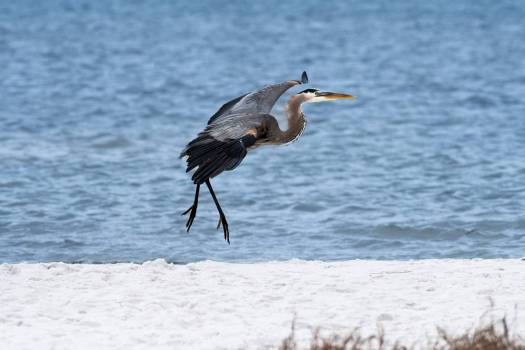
[180,71,355,243]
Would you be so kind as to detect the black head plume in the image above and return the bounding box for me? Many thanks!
[301,71,309,84]
[298,88,319,94]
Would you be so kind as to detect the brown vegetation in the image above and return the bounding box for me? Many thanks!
[279,318,524,350]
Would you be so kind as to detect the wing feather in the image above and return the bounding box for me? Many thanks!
[206,72,307,125]
[207,93,248,125]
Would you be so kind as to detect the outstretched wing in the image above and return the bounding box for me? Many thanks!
[181,113,276,184]
[207,71,308,125]
[207,93,248,125]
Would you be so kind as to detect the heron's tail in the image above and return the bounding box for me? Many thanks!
[180,134,254,184]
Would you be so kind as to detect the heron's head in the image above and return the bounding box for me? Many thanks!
[297,88,355,103]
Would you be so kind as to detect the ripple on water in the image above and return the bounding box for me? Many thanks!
[91,136,132,149]
[292,203,326,213]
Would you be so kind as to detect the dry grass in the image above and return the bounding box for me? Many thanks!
[279,318,524,350]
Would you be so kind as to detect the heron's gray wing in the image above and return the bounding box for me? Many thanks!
[205,113,270,141]
[181,113,275,184]
[207,93,248,125]
[207,71,308,125]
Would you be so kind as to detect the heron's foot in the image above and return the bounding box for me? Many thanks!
[216,214,230,244]
[182,206,192,216]
[182,205,197,232]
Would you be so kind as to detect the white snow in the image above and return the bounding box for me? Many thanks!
[1,259,524,350]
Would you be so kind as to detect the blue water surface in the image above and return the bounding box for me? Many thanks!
[1,1,525,263]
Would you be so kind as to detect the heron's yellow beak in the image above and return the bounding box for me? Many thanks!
[317,92,356,100]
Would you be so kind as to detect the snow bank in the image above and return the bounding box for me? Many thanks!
[1,259,524,349]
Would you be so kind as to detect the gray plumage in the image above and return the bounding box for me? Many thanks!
[207,71,308,126]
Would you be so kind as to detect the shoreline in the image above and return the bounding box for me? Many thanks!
[1,259,524,349]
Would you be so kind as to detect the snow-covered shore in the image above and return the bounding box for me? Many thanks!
[1,259,524,350]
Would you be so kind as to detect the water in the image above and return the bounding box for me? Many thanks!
[1,1,525,263]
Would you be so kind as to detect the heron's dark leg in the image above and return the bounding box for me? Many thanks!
[205,179,230,244]
[182,184,200,232]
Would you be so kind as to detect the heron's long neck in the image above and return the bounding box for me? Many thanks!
[280,95,307,144]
